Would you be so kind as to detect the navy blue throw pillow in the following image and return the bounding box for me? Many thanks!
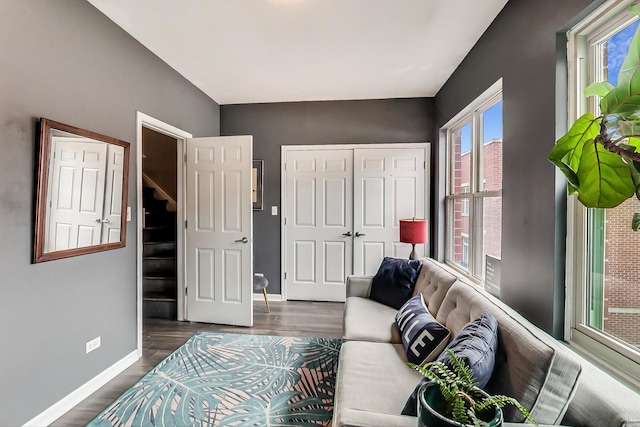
[401,313,499,417]
[370,257,422,309]
[437,313,498,388]
[395,294,451,365]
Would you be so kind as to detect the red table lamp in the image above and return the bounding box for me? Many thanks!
[399,218,427,260]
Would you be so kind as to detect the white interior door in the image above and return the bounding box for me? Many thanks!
[284,149,353,302]
[353,148,426,275]
[185,136,253,326]
[46,137,107,252]
[101,144,125,243]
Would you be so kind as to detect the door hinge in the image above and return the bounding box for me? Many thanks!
[184,153,187,163]
[185,286,188,296]
[424,161,426,169]
[284,217,287,225]
[284,272,287,280]
[185,220,188,229]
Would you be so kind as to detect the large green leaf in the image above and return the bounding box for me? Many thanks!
[633,212,640,231]
[549,113,600,188]
[576,139,636,208]
[584,81,614,97]
[600,20,640,115]
[615,117,640,137]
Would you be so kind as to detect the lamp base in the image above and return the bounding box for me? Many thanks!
[409,244,417,260]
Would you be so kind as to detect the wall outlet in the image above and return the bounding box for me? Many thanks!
[271,206,278,215]
[86,336,101,354]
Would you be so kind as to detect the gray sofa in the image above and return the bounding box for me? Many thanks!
[333,258,640,427]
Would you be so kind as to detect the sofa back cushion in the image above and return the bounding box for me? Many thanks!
[436,281,581,425]
[412,258,458,316]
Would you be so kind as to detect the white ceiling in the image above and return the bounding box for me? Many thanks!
[88,0,508,105]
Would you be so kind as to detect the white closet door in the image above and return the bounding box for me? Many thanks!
[285,149,353,302]
[353,148,426,275]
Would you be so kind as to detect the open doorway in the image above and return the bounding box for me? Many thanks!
[142,127,179,319]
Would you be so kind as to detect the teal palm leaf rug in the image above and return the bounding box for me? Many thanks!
[88,332,341,427]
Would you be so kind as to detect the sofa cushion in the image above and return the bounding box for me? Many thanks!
[396,294,450,365]
[435,281,581,424]
[332,341,424,427]
[437,313,498,388]
[344,296,401,343]
[411,258,459,316]
[401,313,498,416]
[370,257,422,309]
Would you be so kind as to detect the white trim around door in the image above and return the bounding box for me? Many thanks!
[135,112,192,357]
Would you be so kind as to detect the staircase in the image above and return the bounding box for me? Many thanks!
[142,186,177,319]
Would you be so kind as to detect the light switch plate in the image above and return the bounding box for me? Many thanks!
[271,206,278,215]
[126,206,132,222]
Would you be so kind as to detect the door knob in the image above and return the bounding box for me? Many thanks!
[355,231,366,237]
[342,231,352,237]
[235,237,249,244]
[102,219,110,224]
[95,218,101,223]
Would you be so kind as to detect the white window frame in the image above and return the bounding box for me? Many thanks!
[565,0,640,388]
[444,79,502,282]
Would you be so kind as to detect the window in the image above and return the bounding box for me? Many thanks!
[444,81,503,282]
[461,184,470,216]
[566,0,640,385]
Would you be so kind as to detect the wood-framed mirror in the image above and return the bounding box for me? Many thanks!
[33,118,131,263]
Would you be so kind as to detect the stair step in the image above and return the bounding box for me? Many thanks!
[143,198,169,212]
[143,258,177,276]
[145,211,176,227]
[143,276,176,294]
[143,292,176,301]
[144,242,176,257]
[143,299,176,319]
[142,187,156,198]
[143,226,176,243]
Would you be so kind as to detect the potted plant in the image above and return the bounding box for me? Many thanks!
[549,5,640,230]
[409,350,537,427]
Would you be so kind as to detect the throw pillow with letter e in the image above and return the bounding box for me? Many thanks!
[395,294,451,365]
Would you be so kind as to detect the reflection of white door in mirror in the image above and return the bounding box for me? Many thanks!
[45,136,124,252]
[34,118,130,263]
[102,144,125,243]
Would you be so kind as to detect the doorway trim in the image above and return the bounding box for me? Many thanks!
[135,112,192,357]
[280,142,430,302]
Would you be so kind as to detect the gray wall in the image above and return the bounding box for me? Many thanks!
[0,1,219,424]
[434,0,597,336]
[221,98,435,294]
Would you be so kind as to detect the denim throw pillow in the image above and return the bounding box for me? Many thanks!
[395,294,451,366]
[370,257,422,309]
[401,313,499,416]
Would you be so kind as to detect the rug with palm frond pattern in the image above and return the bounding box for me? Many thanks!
[88,332,342,427]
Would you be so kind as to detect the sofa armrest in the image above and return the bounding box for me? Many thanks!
[346,275,374,298]
[337,408,417,427]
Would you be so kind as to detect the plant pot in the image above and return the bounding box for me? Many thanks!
[417,381,503,427]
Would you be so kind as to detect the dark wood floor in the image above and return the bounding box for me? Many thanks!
[51,301,344,426]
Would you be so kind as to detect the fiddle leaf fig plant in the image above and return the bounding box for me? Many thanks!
[549,5,640,229]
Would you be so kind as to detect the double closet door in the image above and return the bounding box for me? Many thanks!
[283,144,428,302]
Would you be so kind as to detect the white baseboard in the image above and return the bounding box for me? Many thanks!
[23,350,139,427]
[253,293,283,302]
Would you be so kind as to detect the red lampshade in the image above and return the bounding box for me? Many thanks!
[399,218,428,244]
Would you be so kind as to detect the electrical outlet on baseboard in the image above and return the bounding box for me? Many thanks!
[86,336,101,354]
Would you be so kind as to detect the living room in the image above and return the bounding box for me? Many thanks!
[1,0,639,426]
